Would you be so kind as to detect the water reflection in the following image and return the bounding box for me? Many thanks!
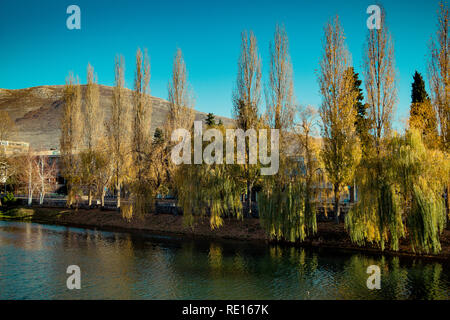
[0,220,448,300]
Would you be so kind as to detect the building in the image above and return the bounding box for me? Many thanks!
[0,140,30,155]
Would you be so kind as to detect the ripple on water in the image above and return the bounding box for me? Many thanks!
[0,220,449,300]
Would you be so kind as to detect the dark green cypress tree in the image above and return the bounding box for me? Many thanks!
[348,68,370,151]
[411,71,429,103]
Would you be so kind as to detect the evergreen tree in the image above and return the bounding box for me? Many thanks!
[205,113,216,126]
[349,68,371,152]
[409,71,439,148]
[153,128,164,145]
[411,71,429,103]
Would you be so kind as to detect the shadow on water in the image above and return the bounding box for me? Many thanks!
[0,220,448,300]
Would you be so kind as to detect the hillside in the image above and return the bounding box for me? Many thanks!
[0,85,232,150]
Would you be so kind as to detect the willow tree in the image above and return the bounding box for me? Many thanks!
[60,73,83,207]
[130,48,152,218]
[106,55,131,208]
[232,30,262,216]
[390,130,448,254]
[347,129,448,254]
[174,123,244,229]
[295,105,323,213]
[318,16,360,224]
[346,8,403,251]
[258,106,321,242]
[258,25,317,242]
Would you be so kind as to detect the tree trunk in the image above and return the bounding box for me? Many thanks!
[28,162,32,206]
[447,184,450,229]
[40,159,44,205]
[117,183,121,209]
[88,189,92,207]
[101,188,106,209]
[247,180,252,217]
[349,186,355,203]
[334,183,340,224]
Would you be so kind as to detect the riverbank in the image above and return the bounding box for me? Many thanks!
[1,206,450,261]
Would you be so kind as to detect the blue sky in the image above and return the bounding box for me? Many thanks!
[0,0,442,128]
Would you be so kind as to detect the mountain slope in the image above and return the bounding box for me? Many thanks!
[0,85,231,149]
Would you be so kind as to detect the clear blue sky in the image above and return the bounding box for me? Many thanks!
[0,0,442,128]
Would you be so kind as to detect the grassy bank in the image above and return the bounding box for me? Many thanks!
[1,206,450,261]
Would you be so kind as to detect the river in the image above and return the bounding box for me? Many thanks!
[0,220,448,299]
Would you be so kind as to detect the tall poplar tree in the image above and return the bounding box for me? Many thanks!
[428,1,449,151]
[106,55,131,208]
[82,64,104,206]
[165,48,195,191]
[60,73,82,206]
[131,48,152,218]
[232,30,262,216]
[318,16,360,224]
[346,7,404,251]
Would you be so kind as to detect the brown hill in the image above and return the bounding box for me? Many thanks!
[0,85,232,150]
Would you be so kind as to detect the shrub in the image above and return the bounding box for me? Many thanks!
[2,192,17,207]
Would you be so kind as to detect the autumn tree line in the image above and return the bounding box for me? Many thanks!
[0,3,448,254]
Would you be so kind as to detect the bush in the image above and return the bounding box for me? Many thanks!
[2,192,17,207]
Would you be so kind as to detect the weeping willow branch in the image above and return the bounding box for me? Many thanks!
[346,129,449,254]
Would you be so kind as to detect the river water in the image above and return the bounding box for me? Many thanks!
[0,220,448,300]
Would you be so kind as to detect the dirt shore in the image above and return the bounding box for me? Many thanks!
[2,206,450,261]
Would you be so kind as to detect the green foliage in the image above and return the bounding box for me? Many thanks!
[176,162,244,229]
[153,128,164,145]
[390,130,448,253]
[2,192,17,206]
[349,68,371,154]
[409,71,439,149]
[258,178,317,243]
[409,101,439,149]
[205,113,216,127]
[174,127,244,229]
[79,149,110,199]
[129,181,154,219]
[345,159,404,251]
[408,185,446,253]
[346,129,449,254]
[411,71,429,104]
[258,153,318,243]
